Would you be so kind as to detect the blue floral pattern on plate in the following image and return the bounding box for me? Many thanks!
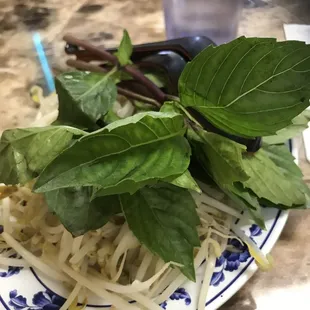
[250,224,263,237]
[161,288,191,309]
[170,288,191,305]
[0,253,23,278]
[8,289,65,310]
[0,266,23,278]
[211,224,262,286]
[163,225,262,307]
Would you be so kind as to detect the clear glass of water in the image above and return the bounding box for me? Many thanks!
[163,0,243,45]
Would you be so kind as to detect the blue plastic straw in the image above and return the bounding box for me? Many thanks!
[32,33,55,93]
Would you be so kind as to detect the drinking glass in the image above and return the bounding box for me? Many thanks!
[163,0,243,45]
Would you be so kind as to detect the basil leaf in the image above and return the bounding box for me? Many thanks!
[262,144,310,198]
[160,101,182,114]
[179,37,310,137]
[120,183,200,281]
[190,129,249,185]
[56,71,117,129]
[144,72,167,88]
[225,183,266,229]
[189,131,264,227]
[264,110,310,144]
[262,144,302,177]
[133,101,156,113]
[115,30,133,66]
[259,198,308,210]
[0,126,85,185]
[45,187,121,236]
[242,148,306,206]
[170,170,201,193]
[51,120,88,130]
[34,112,191,195]
[102,109,121,125]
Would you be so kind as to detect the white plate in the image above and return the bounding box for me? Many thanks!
[0,207,288,310]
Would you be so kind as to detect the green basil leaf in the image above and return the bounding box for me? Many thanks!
[190,129,248,185]
[133,101,157,112]
[242,148,306,206]
[0,126,85,185]
[225,183,266,229]
[34,112,191,195]
[179,37,310,137]
[259,198,308,210]
[45,187,121,236]
[170,170,201,193]
[56,71,117,129]
[51,120,88,130]
[262,144,310,198]
[144,71,167,88]
[102,109,121,125]
[120,183,200,281]
[115,30,133,66]
[262,144,302,178]
[160,101,182,114]
[189,131,264,227]
[264,110,310,144]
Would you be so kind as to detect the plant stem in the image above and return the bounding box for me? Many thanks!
[63,34,166,104]
[174,102,203,128]
[165,94,181,102]
[117,88,161,108]
[64,34,118,65]
[164,95,203,127]
[123,66,166,103]
[67,59,107,73]
[105,66,118,79]
[66,59,161,108]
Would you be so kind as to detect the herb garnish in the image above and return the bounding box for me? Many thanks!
[1,32,310,281]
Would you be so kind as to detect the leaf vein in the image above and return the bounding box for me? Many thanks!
[205,40,244,101]
[138,121,159,139]
[192,48,222,106]
[272,46,307,74]
[217,42,264,105]
[78,76,108,101]
[256,86,305,94]
[228,54,310,108]
[239,47,276,94]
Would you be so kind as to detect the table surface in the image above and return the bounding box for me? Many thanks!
[1,0,310,309]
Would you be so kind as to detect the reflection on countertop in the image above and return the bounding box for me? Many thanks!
[1,1,310,309]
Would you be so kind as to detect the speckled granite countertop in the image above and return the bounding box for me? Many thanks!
[1,0,310,309]
[0,0,308,130]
